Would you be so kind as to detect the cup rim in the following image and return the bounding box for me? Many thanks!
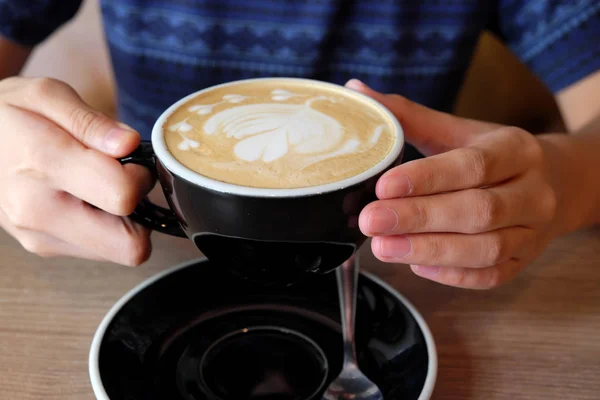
[88,256,437,400]
[151,77,404,198]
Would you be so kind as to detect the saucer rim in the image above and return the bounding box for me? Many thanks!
[88,257,438,400]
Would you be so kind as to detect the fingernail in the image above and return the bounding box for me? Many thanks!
[379,235,412,258]
[117,122,136,131]
[104,128,136,153]
[379,175,411,198]
[345,79,366,90]
[411,265,440,279]
[368,207,398,234]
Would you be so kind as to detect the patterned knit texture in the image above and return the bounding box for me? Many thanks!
[1,0,599,151]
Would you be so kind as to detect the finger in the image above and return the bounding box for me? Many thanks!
[9,77,139,157]
[375,128,542,199]
[345,79,500,155]
[6,106,153,216]
[45,192,152,266]
[56,153,154,216]
[0,182,152,266]
[360,173,556,235]
[409,260,524,290]
[0,208,106,261]
[371,226,535,268]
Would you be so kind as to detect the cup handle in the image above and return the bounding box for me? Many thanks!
[118,141,187,238]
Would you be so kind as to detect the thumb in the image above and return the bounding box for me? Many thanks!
[344,79,499,155]
[12,77,140,157]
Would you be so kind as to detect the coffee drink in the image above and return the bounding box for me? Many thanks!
[163,79,396,189]
[121,77,404,284]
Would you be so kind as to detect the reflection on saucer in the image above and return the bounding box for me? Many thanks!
[251,370,293,396]
[198,325,328,399]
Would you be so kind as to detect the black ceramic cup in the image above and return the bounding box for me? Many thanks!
[120,78,404,285]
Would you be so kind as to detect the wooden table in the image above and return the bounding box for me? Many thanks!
[1,223,599,399]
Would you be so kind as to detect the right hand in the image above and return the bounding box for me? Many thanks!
[0,77,154,266]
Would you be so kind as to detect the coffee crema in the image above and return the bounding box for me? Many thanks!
[163,79,395,189]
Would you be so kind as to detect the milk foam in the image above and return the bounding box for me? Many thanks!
[168,119,200,150]
[163,81,395,189]
[169,89,382,167]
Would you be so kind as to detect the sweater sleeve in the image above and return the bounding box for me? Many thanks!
[496,0,600,93]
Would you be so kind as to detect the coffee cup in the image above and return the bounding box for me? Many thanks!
[120,77,404,284]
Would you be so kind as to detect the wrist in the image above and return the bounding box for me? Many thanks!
[538,132,600,235]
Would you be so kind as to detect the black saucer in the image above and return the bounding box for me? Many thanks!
[89,258,437,400]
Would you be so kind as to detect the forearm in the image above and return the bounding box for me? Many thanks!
[0,37,32,79]
[539,117,600,235]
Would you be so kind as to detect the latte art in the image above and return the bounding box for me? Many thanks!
[164,80,395,188]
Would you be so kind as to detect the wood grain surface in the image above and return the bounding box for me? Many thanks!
[1,223,599,400]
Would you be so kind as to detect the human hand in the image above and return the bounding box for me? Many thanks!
[0,77,154,265]
[347,79,559,289]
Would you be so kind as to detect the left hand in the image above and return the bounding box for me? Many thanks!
[346,79,559,289]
